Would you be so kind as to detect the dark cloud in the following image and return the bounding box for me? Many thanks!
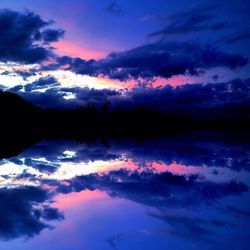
[23,157,60,174]
[10,138,250,173]
[12,70,36,80]
[3,167,247,244]
[106,234,123,249]
[38,28,64,43]
[23,76,60,92]
[0,186,63,240]
[225,206,250,217]
[17,87,75,109]
[110,78,250,119]
[4,140,248,209]
[0,9,64,64]
[212,75,219,81]
[147,210,234,244]
[50,169,247,210]
[55,42,247,81]
[0,66,38,80]
[8,76,60,93]
[225,32,250,44]
[147,4,229,38]
[9,83,120,109]
[108,139,250,172]
[7,78,250,121]
[105,0,123,16]
[9,140,119,168]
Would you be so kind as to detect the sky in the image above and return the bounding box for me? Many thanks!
[0,0,249,109]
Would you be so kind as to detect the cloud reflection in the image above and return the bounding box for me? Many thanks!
[0,186,63,240]
[0,138,249,245]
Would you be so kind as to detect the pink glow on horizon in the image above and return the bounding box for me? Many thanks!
[55,41,106,60]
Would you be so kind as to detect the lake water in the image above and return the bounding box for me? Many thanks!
[0,138,249,250]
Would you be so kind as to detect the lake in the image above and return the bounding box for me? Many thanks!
[0,137,249,250]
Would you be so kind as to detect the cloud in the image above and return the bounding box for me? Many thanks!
[0,9,64,64]
[12,76,60,92]
[108,139,250,172]
[50,169,247,210]
[23,157,60,174]
[105,0,123,16]
[0,7,247,87]
[2,69,37,80]
[38,28,64,43]
[147,210,234,244]
[55,41,247,81]
[8,137,250,175]
[225,206,250,217]
[9,140,119,168]
[0,166,247,243]
[25,76,59,91]
[0,186,63,240]
[7,77,250,121]
[106,233,123,249]
[147,4,229,38]
[4,139,248,209]
[9,82,120,109]
[225,32,250,44]
[109,78,250,119]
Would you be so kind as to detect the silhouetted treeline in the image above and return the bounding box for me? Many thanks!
[1,90,250,142]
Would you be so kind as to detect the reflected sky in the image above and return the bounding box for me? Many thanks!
[0,139,249,250]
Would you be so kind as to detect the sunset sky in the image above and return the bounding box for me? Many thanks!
[0,2,250,249]
[0,0,249,109]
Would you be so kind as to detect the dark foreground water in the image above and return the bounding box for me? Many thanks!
[0,138,249,250]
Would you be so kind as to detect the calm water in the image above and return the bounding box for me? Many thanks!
[0,138,249,250]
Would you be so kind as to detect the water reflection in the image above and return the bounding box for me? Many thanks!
[0,138,249,249]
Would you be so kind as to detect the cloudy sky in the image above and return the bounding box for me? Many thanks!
[0,0,249,109]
